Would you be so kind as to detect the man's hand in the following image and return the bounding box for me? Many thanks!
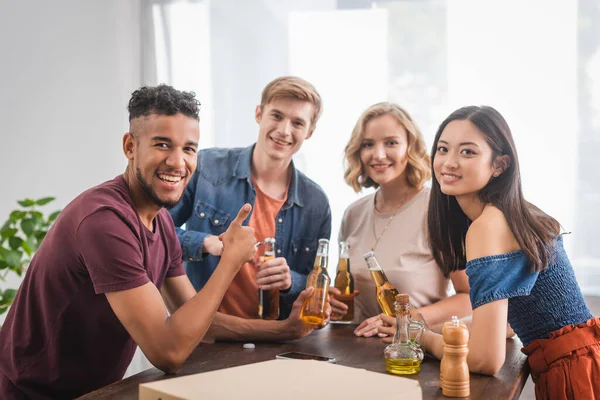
[203,235,223,256]
[219,204,256,268]
[282,287,332,340]
[328,287,359,321]
[255,257,292,290]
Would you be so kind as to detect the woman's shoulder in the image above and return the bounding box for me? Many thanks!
[343,192,375,216]
[466,205,520,262]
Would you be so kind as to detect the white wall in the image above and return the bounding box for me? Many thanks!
[0,0,142,301]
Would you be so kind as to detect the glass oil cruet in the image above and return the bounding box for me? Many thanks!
[384,293,425,375]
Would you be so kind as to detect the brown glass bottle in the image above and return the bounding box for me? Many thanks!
[332,241,354,323]
[258,238,279,320]
[363,251,398,316]
[300,239,331,325]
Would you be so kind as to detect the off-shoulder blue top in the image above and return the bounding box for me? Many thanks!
[466,236,592,347]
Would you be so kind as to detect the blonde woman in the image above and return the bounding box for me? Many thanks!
[336,102,472,336]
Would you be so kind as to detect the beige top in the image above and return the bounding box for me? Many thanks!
[339,187,450,322]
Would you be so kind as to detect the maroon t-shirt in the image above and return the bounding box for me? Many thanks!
[0,176,184,399]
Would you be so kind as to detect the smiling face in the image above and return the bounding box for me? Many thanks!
[124,113,199,208]
[254,98,315,162]
[359,114,409,188]
[432,119,499,198]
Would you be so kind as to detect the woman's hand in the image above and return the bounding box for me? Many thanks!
[354,313,393,337]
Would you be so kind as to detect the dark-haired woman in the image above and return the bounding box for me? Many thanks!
[379,105,598,399]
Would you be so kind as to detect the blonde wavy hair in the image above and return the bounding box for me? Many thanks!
[344,102,431,193]
[260,76,322,131]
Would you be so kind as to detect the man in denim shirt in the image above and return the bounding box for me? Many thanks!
[169,76,332,339]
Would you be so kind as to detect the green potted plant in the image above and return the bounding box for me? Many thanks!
[0,197,61,315]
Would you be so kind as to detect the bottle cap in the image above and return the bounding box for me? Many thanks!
[395,294,409,305]
[362,251,374,260]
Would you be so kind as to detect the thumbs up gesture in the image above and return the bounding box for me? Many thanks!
[219,204,257,268]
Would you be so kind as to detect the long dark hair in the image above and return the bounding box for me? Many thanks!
[427,106,560,277]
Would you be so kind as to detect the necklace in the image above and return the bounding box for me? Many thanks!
[371,187,409,251]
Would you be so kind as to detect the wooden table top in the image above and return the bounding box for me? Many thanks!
[81,323,530,399]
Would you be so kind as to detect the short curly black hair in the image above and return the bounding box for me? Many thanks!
[128,84,200,121]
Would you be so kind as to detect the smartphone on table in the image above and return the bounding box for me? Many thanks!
[275,351,336,363]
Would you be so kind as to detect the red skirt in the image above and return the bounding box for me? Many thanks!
[522,317,600,399]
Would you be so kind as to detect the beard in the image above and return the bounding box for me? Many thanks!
[135,168,183,209]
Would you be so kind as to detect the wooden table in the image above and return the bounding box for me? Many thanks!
[82,324,530,399]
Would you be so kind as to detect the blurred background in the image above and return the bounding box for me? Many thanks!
[1,0,598,392]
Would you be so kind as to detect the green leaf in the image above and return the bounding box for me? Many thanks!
[12,265,25,276]
[0,260,8,269]
[48,210,61,223]
[0,288,18,314]
[26,236,37,252]
[1,219,12,232]
[21,218,34,236]
[35,230,47,240]
[5,250,23,268]
[35,197,55,206]
[21,240,32,256]
[29,213,42,231]
[8,236,23,250]
[1,228,18,241]
[17,199,36,207]
[9,210,26,222]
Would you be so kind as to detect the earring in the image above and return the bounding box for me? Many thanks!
[493,173,500,177]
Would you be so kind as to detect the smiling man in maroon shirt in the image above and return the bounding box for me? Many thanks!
[0,85,261,399]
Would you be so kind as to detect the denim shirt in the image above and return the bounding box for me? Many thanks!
[466,236,592,346]
[168,144,332,318]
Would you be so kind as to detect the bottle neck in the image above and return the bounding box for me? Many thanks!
[337,257,350,273]
[264,238,276,258]
[339,243,350,259]
[394,304,411,345]
[314,254,329,274]
[366,258,389,287]
[265,247,275,258]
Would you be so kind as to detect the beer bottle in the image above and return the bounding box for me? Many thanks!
[363,251,398,316]
[332,241,354,323]
[301,239,331,325]
[257,237,279,319]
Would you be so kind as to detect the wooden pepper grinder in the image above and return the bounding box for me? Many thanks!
[440,316,470,397]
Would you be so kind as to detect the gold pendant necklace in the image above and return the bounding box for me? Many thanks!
[371,187,409,251]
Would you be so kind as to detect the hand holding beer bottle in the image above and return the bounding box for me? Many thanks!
[300,239,331,325]
[282,286,332,339]
[257,238,279,320]
[330,241,359,323]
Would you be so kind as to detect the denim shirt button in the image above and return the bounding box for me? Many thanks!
[214,219,219,224]
[200,212,205,218]
[305,247,310,252]
[188,257,193,261]
[277,249,281,254]
[278,218,283,223]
